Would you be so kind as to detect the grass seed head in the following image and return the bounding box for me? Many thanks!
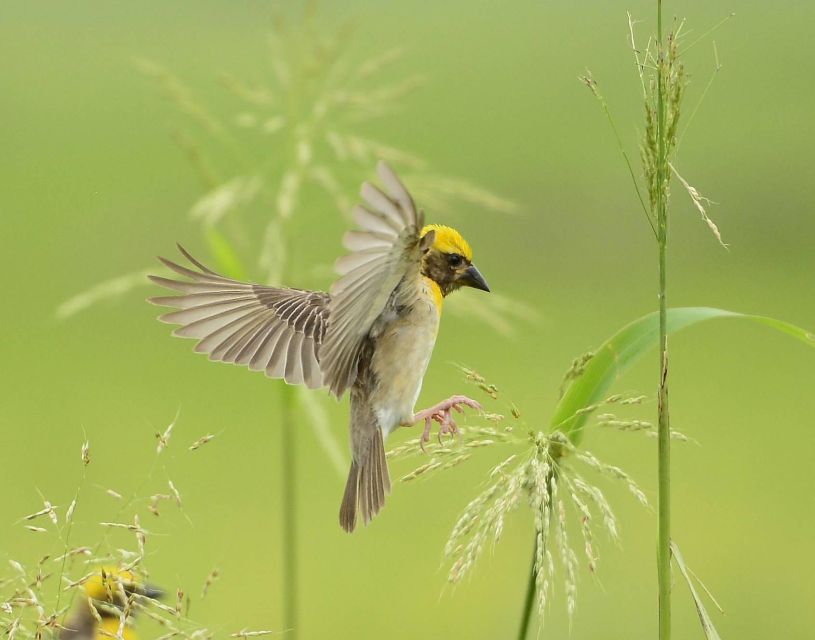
[188,434,215,451]
[201,569,220,599]
[156,416,176,454]
[168,481,182,508]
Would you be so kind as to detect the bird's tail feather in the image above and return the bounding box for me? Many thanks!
[339,428,391,533]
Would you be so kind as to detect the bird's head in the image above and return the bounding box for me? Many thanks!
[84,566,164,613]
[420,224,490,297]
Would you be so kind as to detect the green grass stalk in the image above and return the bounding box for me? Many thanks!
[517,542,538,640]
[655,1,672,638]
[280,384,299,639]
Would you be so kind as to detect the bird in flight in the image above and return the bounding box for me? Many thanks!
[149,162,490,532]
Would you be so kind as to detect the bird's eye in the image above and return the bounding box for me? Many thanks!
[447,253,464,267]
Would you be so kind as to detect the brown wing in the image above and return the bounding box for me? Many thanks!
[320,161,427,398]
[148,246,328,389]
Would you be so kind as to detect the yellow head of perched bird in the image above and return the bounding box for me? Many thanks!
[150,161,490,532]
[60,567,163,640]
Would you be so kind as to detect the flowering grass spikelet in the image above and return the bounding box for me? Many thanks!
[400,367,657,633]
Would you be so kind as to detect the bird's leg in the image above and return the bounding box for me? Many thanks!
[410,395,482,450]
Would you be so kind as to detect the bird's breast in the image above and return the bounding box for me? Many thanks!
[368,280,441,434]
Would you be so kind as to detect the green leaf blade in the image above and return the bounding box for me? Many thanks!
[204,226,249,281]
[552,307,815,445]
[671,541,723,640]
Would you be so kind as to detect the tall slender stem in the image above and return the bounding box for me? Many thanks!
[279,67,302,635]
[280,384,298,638]
[657,227,671,640]
[517,540,538,640]
[655,1,672,639]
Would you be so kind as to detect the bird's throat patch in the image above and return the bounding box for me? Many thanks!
[423,276,444,313]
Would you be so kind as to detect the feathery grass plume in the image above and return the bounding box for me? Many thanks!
[392,367,651,634]
[595,410,693,443]
[0,416,241,639]
[669,163,727,248]
[558,352,594,399]
[387,367,516,481]
[56,269,157,320]
[442,428,649,630]
[390,434,480,482]
[582,21,727,248]
[451,364,501,400]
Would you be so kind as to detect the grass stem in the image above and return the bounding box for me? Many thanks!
[280,384,299,638]
[517,540,538,640]
[655,1,672,638]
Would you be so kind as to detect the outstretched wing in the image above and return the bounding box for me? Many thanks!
[320,161,429,398]
[148,246,329,389]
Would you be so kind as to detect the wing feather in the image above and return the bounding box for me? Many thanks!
[150,292,253,309]
[266,328,293,379]
[377,162,417,224]
[334,249,388,276]
[301,337,322,389]
[149,248,328,389]
[249,323,288,371]
[158,256,235,284]
[235,320,276,366]
[160,297,258,326]
[194,311,262,355]
[171,302,259,339]
[151,161,423,399]
[352,205,400,236]
[360,183,404,227]
[342,230,394,252]
[320,161,426,397]
[285,332,306,385]
[218,313,274,363]
[148,275,238,294]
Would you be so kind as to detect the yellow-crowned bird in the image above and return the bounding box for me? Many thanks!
[149,162,490,532]
[60,567,163,640]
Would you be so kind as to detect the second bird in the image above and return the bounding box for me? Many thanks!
[150,162,490,532]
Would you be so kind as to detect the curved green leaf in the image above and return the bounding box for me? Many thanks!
[204,226,249,281]
[552,307,815,445]
[672,541,724,640]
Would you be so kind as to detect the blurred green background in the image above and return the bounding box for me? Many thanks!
[2,0,814,638]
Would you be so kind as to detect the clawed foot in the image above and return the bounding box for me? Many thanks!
[412,395,482,451]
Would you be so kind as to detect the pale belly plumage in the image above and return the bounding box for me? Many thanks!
[368,280,441,437]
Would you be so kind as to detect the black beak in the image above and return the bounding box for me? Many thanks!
[461,264,490,293]
[140,583,164,600]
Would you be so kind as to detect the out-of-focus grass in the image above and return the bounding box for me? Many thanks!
[1,1,814,638]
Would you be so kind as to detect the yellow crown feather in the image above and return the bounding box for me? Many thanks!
[420,224,473,261]
[85,566,137,602]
